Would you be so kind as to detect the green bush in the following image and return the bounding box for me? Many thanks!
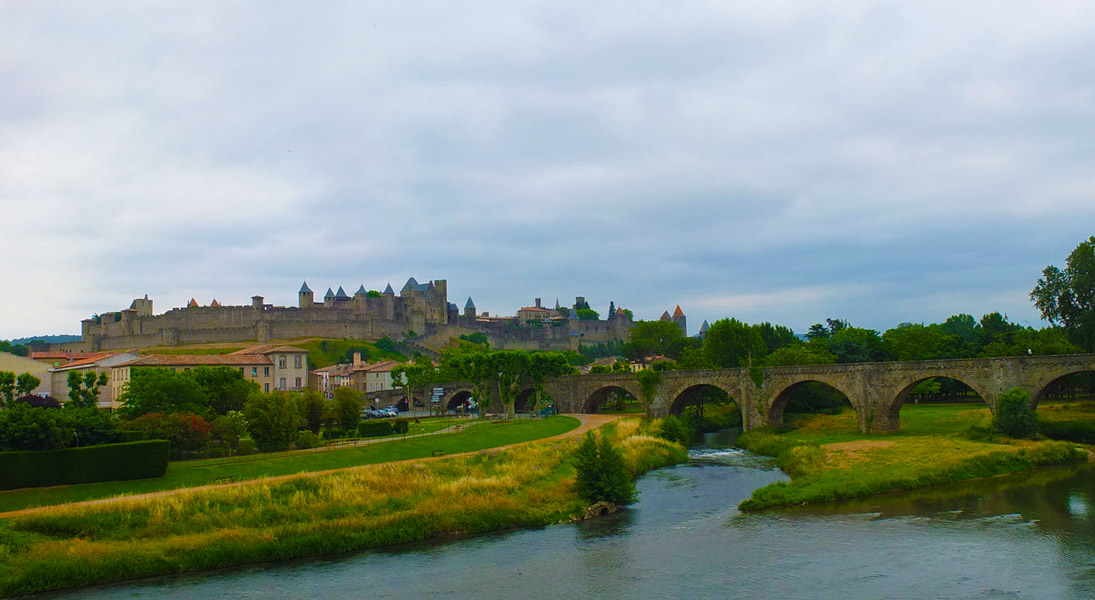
[358,420,393,437]
[392,418,410,435]
[0,440,170,490]
[1039,420,1095,444]
[237,439,258,455]
[573,432,635,505]
[659,415,692,447]
[295,430,323,449]
[244,392,299,452]
[993,388,1038,439]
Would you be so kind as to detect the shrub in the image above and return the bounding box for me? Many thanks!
[574,432,636,506]
[14,394,62,409]
[993,388,1038,439]
[237,439,258,455]
[358,420,393,437]
[392,418,410,435]
[295,430,322,449]
[1038,420,1095,444]
[0,403,73,451]
[659,415,693,447]
[0,440,170,490]
[244,392,299,452]
[210,414,246,449]
[334,387,363,433]
[128,412,212,458]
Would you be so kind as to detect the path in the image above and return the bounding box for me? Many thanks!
[0,413,622,520]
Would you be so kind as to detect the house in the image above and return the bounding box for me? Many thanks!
[50,352,140,409]
[0,351,54,397]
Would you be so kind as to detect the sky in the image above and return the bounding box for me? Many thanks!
[2,1,1094,340]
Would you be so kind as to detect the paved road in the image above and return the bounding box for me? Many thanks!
[0,413,622,520]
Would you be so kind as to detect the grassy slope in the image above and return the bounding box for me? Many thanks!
[0,419,686,597]
[737,403,1091,511]
[0,417,578,513]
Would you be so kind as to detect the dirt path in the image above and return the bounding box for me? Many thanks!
[0,413,623,520]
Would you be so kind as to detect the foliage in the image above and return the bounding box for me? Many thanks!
[1031,235,1095,351]
[65,371,108,409]
[14,373,40,398]
[333,386,363,433]
[493,350,531,419]
[392,418,410,435]
[366,290,383,298]
[575,308,599,320]
[301,390,326,434]
[635,368,661,417]
[0,440,170,491]
[190,366,259,415]
[117,368,208,419]
[0,404,118,451]
[622,320,692,360]
[392,354,436,415]
[302,338,406,370]
[993,388,1038,439]
[754,322,797,354]
[573,432,636,506]
[659,414,692,446]
[210,412,248,450]
[528,352,573,412]
[764,340,836,366]
[703,318,767,368]
[243,392,300,452]
[448,352,497,418]
[128,413,212,458]
[458,332,490,346]
[14,394,62,409]
[826,326,885,363]
[0,371,14,407]
[358,420,393,437]
[677,347,716,369]
[294,430,323,449]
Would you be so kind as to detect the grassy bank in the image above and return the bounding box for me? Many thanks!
[0,419,685,597]
[0,417,576,514]
[737,403,1090,511]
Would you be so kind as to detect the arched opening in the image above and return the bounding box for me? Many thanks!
[514,389,535,413]
[1033,370,1095,443]
[582,386,641,414]
[445,390,474,414]
[395,397,409,412]
[669,384,743,430]
[769,381,856,431]
[889,376,989,434]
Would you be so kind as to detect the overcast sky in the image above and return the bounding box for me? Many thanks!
[2,1,1094,340]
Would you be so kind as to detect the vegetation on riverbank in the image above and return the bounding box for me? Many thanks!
[0,418,685,596]
[736,402,1091,511]
[0,417,576,513]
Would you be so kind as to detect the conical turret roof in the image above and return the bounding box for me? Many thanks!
[299,281,312,294]
[383,283,395,295]
[355,284,368,296]
[465,297,476,309]
[335,286,350,300]
[700,319,710,333]
[324,288,335,299]
[673,305,685,318]
[660,310,671,321]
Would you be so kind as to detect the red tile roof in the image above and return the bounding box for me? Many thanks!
[673,305,685,318]
[122,355,272,367]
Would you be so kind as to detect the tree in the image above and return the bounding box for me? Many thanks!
[881,323,963,361]
[635,368,661,417]
[129,412,212,458]
[573,432,635,506]
[301,390,326,434]
[993,387,1038,439]
[15,373,41,397]
[243,391,299,452]
[333,386,363,433]
[754,322,796,354]
[117,368,207,419]
[528,352,573,413]
[191,366,259,415]
[575,308,599,320]
[392,355,435,415]
[623,320,687,360]
[493,350,531,419]
[449,352,497,417]
[1031,235,1095,351]
[66,371,109,409]
[764,341,837,366]
[826,327,885,363]
[0,371,14,407]
[702,318,766,368]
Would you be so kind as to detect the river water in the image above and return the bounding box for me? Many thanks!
[45,429,1095,599]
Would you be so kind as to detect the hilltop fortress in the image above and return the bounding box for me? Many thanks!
[65,278,637,353]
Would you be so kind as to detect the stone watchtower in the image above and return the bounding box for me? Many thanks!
[464,297,476,319]
[673,305,687,336]
[299,282,314,309]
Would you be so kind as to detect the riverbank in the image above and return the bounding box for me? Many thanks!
[736,402,1092,511]
[0,418,686,597]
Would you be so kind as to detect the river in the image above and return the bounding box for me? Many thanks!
[42,429,1095,599]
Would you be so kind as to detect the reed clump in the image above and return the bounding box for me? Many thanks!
[0,417,683,597]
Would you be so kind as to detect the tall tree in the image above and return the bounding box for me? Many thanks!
[449,352,496,417]
[493,350,531,419]
[66,371,109,409]
[392,355,435,415]
[14,373,41,398]
[826,327,885,363]
[1031,235,1095,351]
[117,368,207,418]
[528,352,573,413]
[702,319,767,368]
[0,371,14,407]
[754,322,797,354]
[333,386,363,433]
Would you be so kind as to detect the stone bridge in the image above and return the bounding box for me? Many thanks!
[541,354,1095,433]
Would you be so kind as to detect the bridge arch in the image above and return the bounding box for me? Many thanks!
[582,385,640,414]
[1031,366,1095,408]
[515,388,535,413]
[766,379,859,430]
[668,383,743,423]
[445,390,474,412]
[884,375,991,432]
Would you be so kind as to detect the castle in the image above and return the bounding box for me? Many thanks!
[66,278,636,353]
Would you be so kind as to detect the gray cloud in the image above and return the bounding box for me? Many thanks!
[2,2,1094,339]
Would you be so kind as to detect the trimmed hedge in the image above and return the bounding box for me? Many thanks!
[0,440,170,490]
[358,420,393,437]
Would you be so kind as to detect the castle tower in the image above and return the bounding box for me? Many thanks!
[299,282,314,308]
[464,297,476,319]
[659,310,671,321]
[698,319,710,340]
[324,287,335,308]
[673,305,687,336]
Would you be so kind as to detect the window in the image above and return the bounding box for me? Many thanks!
[252,367,257,377]
[264,367,270,376]
[294,355,302,369]
[295,377,302,388]
[264,383,269,392]
[279,355,286,369]
[239,368,244,374]
[279,378,286,390]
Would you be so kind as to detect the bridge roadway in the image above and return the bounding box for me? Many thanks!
[368,354,1095,434]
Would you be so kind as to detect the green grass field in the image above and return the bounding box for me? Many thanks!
[737,401,1092,510]
[0,417,580,513]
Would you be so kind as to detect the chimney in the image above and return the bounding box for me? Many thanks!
[353,352,362,366]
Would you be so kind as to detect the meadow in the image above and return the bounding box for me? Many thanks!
[0,418,685,597]
[0,417,577,513]
[736,401,1093,510]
